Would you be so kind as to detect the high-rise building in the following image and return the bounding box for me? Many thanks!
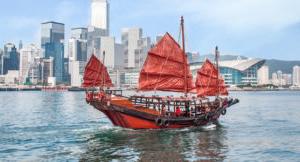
[70,61,85,87]
[121,28,151,68]
[271,72,278,86]
[69,28,89,87]
[99,37,124,69]
[257,65,269,85]
[69,28,88,62]
[277,70,283,86]
[71,27,88,40]
[2,43,19,75]
[0,48,3,75]
[87,26,108,59]
[91,0,109,33]
[41,21,65,83]
[293,65,300,86]
[19,40,23,51]
[19,44,41,83]
[282,73,292,86]
[41,57,54,85]
[28,57,43,85]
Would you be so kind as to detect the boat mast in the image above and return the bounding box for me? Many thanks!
[215,46,220,97]
[181,16,188,96]
[102,51,106,89]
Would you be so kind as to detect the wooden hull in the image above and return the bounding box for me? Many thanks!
[87,96,233,129]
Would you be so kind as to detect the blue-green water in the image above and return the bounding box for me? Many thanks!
[0,91,300,161]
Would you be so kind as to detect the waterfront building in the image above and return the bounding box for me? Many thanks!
[257,65,269,85]
[48,77,56,87]
[271,72,279,86]
[19,44,41,84]
[282,73,292,86]
[121,28,151,68]
[122,68,140,88]
[69,28,88,62]
[27,57,43,85]
[41,57,54,85]
[70,61,85,87]
[2,43,19,75]
[91,0,109,33]
[0,49,3,75]
[99,37,124,69]
[277,70,283,86]
[0,70,19,85]
[190,58,265,86]
[187,52,201,64]
[87,26,108,59]
[109,69,122,88]
[69,28,88,87]
[41,21,65,83]
[293,65,300,86]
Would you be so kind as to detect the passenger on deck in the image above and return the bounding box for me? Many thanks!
[161,104,166,116]
[175,106,181,117]
[205,105,211,113]
[98,90,105,101]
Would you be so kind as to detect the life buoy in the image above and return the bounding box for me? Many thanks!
[155,118,162,126]
[162,119,169,127]
[194,118,202,125]
[205,114,210,121]
[221,109,227,115]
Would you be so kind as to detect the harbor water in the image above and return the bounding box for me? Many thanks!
[0,91,300,161]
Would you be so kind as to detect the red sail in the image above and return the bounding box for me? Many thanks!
[138,33,194,92]
[196,59,228,97]
[82,54,113,87]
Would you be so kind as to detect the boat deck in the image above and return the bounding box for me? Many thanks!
[111,96,161,116]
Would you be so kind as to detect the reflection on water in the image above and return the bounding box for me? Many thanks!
[80,126,228,161]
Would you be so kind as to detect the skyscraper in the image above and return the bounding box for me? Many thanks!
[257,65,269,85]
[2,43,19,75]
[91,0,109,33]
[0,48,3,75]
[69,28,88,87]
[87,26,107,59]
[19,40,23,51]
[293,65,300,87]
[121,28,151,68]
[41,21,65,83]
[99,36,124,69]
[69,28,88,62]
[19,44,41,83]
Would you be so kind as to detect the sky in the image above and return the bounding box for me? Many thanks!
[1,0,300,60]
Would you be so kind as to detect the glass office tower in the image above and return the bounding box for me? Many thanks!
[41,21,65,83]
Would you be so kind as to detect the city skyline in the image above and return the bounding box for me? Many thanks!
[1,0,300,60]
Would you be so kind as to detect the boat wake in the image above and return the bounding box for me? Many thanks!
[201,123,217,130]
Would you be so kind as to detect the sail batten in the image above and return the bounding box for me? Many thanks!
[82,54,113,88]
[138,33,194,92]
[196,59,228,97]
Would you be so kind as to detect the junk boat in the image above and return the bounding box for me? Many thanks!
[83,17,239,129]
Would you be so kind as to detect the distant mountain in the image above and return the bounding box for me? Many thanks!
[265,59,300,74]
[188,53,300,74]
